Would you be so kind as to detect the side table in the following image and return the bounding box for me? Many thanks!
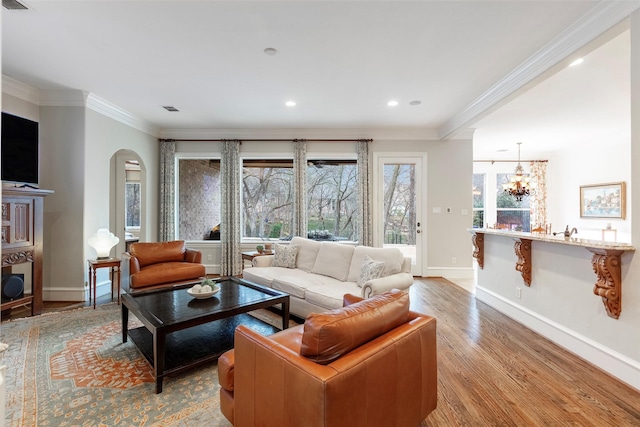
[87,258,121,309]
[241,251,272,268]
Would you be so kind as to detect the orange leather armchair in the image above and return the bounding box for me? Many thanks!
[218,290,437,427]
[121,240,205,292]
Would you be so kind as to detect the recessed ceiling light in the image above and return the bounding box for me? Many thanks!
[387,100,399,107]
[409,100,421,106]
[264,48,277,56]
[285,101,296,107]
[569,58,584,67]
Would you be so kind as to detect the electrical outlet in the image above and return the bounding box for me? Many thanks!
[451,257,457,264]
[516,287,522,299]
[207,254,212,261]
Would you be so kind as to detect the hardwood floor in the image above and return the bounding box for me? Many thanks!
[410,278,640,426]
[3,277,639,425]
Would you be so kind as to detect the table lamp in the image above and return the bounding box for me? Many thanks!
[88,228,120,259]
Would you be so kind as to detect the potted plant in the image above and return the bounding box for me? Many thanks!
[256,245,264,254]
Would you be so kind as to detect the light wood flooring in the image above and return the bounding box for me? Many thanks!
[3,277,639,425]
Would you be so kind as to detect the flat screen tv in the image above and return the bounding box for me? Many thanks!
[1,112,39,187]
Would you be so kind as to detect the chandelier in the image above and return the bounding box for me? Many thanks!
[503,142,531,202]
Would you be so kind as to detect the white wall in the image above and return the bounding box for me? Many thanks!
[547,141,631,242]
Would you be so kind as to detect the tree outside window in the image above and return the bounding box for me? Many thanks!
[307,160,358,241]
[125,182,140,228]
[496,173,530,231]
[383,164,416,245]
[473,173,485,228]
[242,160,294,239]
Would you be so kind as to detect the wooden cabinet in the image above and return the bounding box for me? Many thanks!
[1,187,53,316]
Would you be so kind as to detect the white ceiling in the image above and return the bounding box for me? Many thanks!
[1,0,634,151]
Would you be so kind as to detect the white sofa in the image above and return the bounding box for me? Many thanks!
[242,236,414,318]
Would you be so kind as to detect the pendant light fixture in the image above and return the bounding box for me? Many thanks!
[503,142,531,202]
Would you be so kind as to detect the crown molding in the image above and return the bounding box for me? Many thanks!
[159,127,443,141]
[85,94,159,137]
[39,89,88,107]
[1,75,40,105]
[438,1,640,139]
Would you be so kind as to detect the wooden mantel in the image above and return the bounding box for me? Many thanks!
[469,229,635,319]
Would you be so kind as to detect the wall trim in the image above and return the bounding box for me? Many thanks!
[86,93,159,137]
[2,75,39,105]
[160,127,442,141]
[476,285,640,392]
[426,267,474,279]
[39,89,88,107]
[439,1,640,138]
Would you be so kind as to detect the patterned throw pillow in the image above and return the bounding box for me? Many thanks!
[273,244,299,268]
[357,255,385,287]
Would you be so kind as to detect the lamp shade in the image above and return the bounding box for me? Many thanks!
[88,228,119,259]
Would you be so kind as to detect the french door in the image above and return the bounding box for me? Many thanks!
[374,154,426,276]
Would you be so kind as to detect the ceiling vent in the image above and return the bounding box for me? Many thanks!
[162,106,180,112]
[3,0,28,10]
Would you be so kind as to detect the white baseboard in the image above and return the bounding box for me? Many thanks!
[476,286,640,392]
[43,280,111,302]
[425,266,474,279]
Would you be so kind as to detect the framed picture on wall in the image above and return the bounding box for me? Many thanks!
[580,182,626,219]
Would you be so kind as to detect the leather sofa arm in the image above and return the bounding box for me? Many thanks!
[251,254,274,267]
[121,252,140,292]
[184,248,202,263]
[361,272,414,299]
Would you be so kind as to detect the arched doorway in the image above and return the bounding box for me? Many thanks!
[110,150,147,257]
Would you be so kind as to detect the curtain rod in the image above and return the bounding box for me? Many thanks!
[473,159,548,163]
[159,138,373,143]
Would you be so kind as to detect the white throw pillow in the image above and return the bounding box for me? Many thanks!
[357,255,385,287]
[273,244,299,268]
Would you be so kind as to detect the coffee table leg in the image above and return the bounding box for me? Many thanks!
[154,331,166,393]
[282,297,290,330]
[122,304,129,343]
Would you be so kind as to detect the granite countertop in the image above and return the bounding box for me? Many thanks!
[468,228,635,251]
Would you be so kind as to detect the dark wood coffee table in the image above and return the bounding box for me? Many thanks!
[121,276,290,393]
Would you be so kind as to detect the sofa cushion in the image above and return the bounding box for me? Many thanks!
[304,281,361,311]
[273,243,298,268]
[271,270,342,299]
[347,246,405,282]
[130,262,205,289]
[300,289,410,364]
[130,240,186,268]
[357,255,385,287]
[291,237,321,272]
[311,242,355,281]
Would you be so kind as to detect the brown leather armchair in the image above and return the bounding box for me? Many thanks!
[121,240,206,292]
[218,290,437,427]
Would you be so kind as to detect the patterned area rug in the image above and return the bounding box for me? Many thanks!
[1,303,296,427]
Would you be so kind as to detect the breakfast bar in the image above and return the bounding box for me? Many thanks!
[469,229,635,319]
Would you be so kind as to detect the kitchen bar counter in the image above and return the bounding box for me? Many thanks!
[469,228,635,319]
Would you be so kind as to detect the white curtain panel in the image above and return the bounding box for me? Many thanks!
[292,139,308,238]
[159,139,176,242]
[357,140,373,246]
[530,160,548,229]
[221,140,242,276]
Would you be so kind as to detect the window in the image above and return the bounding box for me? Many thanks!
[307,160,358,241]
[496,173,530,232]
[242,159,293,240]
[472,173,485,228]
[177,159,221,240]
[125,182,141,228]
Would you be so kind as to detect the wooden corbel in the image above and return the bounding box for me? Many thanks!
[587,248,623,319]
[471,232,484,269]
[514,238,532,286]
